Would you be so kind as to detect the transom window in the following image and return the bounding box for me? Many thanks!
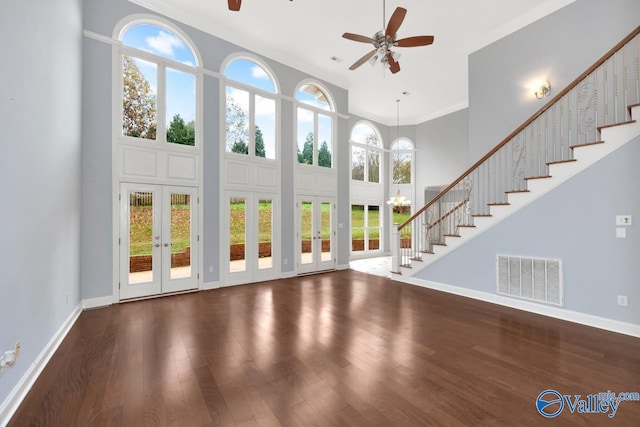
[120,23,198,146]
[391,137,414,184]
[296,83,333,168]
[350,123,382,183]
[224,58,278,160]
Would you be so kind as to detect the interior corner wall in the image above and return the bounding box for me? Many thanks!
[468,0,640,161]
[414,108,469,209]
[414,135,640,326]
[0,0,83,409]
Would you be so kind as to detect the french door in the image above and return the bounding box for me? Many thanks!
[119,183,198,300]
[223,191,278,286]
[297,196,335,274]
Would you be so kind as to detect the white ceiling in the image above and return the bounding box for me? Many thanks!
[130,0,574,125]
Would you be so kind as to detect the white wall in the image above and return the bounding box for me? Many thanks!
[0,0,83,410]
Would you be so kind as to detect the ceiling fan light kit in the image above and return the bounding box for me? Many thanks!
[342,2,434,74]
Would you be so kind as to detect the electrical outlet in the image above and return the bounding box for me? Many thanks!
[15,341,20,359]
[617,295,628,307]
[209,266,213,273]
[616,215,632,226]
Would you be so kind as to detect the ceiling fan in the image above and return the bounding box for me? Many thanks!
[228,0,292,12]
[342,1,434,74]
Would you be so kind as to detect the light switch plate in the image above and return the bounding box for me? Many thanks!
[616,215,632,226]
[616,228,627,238]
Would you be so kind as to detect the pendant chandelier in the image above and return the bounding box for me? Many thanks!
[387,99,411,207]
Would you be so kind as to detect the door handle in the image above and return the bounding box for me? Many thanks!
[154,243,160,248]
[164,243,170,247]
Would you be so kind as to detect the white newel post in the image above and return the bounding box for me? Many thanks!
[391,223,400,273]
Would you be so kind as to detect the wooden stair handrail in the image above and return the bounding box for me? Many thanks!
[399,25,640,231]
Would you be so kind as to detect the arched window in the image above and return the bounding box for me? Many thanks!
[224,57,278,159]
[390,137,414,184]
[119,22,199,146]
[350,122,384,255]
[295,82,334,168]
[350,122,382,183]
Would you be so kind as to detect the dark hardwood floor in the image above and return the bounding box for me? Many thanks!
[8,270,640,426]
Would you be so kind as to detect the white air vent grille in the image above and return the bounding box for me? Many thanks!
[497,255,563,306]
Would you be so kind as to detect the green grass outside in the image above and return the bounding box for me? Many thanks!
[130,203,412,255]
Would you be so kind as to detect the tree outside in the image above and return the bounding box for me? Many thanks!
[298,132,314,164]
[318,140,332,167]
[122,54,157,139]
[166,114,195,146]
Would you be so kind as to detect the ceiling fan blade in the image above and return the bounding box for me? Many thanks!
[385,7,407,38]
[342,33,376,44]
[387,53,400,74]
[228,0,241,11]
[349,50,377,70]
[395,35,434,48]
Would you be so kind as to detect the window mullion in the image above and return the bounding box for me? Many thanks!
[250,91,256,157]
[157,62,167,143]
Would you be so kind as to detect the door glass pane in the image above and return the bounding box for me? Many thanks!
[170,193,191,279]
[300,201,313,264]
[166,69,196,146]
[122,55,157,140]
[258,199,273,269]
[318,114,332,168]
[230,197,246,272]
[351,204,364,253]
[320,202,332,262]
[255,96,276,159]
[297,108,314,165]
[368,205,380,250]
[129,191,154,284]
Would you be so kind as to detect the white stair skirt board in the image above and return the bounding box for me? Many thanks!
[396,107,640,277]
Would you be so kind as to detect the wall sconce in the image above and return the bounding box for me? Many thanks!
[535,81,551,99]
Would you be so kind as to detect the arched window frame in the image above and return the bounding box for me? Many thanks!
[114,15,202,150]
[350,121,384,183]
[390,137,415,185]
[294,80,336,169]
[222,53,280,161]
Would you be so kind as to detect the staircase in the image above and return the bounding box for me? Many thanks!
[391,26,640,277]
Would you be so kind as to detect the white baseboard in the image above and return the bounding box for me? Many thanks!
[203,281,220,290]
[82,296,112,310]
[337,264,350,271]
[401,276,640,338]
[0,304,82,426]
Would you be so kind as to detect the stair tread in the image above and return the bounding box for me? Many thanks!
[457,224,476,228]
[570,140,604,149]
[628,103,640,114]
[524,175,552,180]
[472,214,492,217]
[410,257,423,262]
[420,250,435,254]
[488,202,510,206]
[431,242,447,246]
[597,120,636,132]
[505,189,530,194]
[547,159,577,166]
[443,234,461,238]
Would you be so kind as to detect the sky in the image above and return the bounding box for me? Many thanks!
[121,23,335,160]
